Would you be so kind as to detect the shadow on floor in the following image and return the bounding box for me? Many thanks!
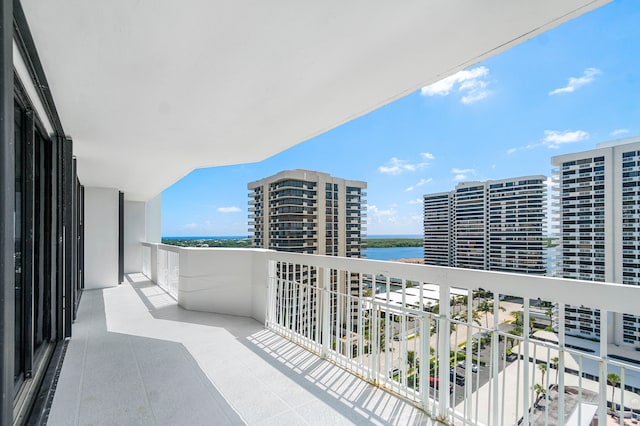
[125,273,430,425]
[48,284,245,426]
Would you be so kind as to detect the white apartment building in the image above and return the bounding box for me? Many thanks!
[552,137,640,346]
[248,169,366,257]
[248,170,366,342]
[424,176,547,275]
[423,192,452,266]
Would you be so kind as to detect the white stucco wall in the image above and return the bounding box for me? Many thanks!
[177,248,255,318]
[85,187,119,289]
[146,194,161,244]
[124,201,146,273]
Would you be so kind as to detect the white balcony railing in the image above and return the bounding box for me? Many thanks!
[141,243,640,426]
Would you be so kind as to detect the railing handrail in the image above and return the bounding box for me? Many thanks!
[141,242,640,316]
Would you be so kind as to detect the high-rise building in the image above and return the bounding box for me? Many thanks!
[248,169,367,257]
[552,137,640,346]
[424,176,547,275]
[248,170,367,347]
[423,192,452,266]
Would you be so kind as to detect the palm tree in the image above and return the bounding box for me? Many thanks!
[608,373,620,411]
[538,363,548,389]
[533,383,545,408]
[511,310,535,337]
[477,300,505,328]
[459,308,482,326]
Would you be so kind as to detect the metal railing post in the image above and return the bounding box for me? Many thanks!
[523,298,531,426]
[371,300,379,385]
[599,309,608,426]
[321,267,330,358]
[558,303,566,426]
[420,312,429,412]
[491,292,500,426]
[150,243,158,284]
[438,284,451,421]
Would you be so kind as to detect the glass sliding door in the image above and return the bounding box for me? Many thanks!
[12,89,58,410]
[13,101,25,388]
[33,132,52,354]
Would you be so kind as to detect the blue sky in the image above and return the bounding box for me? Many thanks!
[162,0,640,237]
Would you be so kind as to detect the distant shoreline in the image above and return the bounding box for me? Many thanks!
[366,238,422,248]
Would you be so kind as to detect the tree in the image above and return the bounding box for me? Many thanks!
[477,300,505,328]
[608,373,620,410]
[545,309,553,324]
[551,357,559,388]
[538,363,548,389]
[459,309,482,326]
[450,295,467,315]
[511,311,535,337]
[533,383,546,408]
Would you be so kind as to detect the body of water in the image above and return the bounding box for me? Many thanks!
[163,235,424,261]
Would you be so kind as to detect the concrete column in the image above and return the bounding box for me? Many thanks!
[84,187,119,289]
[124,201,145,273]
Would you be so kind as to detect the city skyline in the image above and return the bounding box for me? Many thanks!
[162,0,640,237]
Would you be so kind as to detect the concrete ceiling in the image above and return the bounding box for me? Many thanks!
[21,0,609,201]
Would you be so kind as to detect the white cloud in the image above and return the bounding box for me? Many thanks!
[549,68,601,95]
[421,66,491,105]
[542,130,590,148]
[611,128,630,137]
[453,174,467,181]
[405,177,432,192]
[451,168,474,174]
[378,157,429,175]
[408,198,423,205]
[217,206,241,213]
[461,79,490,105]
[183,223,198,230]
[507,130,589,155]
[367,204,398,224]
[421,152,435,160]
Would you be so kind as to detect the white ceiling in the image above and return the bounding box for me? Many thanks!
[21,0,609,201]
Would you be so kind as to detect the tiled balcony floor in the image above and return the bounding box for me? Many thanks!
[47,274,429,425]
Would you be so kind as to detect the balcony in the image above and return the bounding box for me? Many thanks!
[47,244,640,425]
[48,272,426,425]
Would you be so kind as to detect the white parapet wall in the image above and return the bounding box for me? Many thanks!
[143,244,270,323]
[178,248,256,318]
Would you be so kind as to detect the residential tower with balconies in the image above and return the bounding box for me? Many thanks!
[424,176,547,275]
[552,137,640,346]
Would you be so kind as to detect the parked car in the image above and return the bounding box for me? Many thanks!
[429,376,454,392]
[457,361,478,373]
[450,369,465,385]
